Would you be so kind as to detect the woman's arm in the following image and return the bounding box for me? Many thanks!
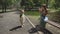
[39,8,42,13]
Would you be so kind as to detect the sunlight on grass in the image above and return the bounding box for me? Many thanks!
[25,10,40,16]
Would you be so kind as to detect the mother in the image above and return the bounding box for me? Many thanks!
[39,4,48,28]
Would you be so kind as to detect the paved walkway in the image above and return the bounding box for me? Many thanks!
[0,12,60,34]
[0,12,37,34]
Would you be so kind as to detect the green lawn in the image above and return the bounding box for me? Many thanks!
[25,10,40,16]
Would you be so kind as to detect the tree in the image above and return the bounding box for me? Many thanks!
[0,0,22,12]
[0,0,13,12]
[33,0,41,7]
[55,0,60,9]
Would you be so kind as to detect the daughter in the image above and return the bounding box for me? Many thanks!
[20,9,25,27]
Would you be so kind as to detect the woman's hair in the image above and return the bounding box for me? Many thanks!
[42,4,48,14]
[41,4,47,10]
[42,4,47,9]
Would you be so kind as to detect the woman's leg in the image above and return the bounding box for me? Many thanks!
[40,15,46,28]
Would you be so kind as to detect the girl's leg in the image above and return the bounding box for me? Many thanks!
[20,17,23,26]
[20,14,25,27]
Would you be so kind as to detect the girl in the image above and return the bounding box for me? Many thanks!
[20,9,25,27]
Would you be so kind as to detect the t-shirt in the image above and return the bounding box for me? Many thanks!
[20,10,23,17]
[41,9,48,16]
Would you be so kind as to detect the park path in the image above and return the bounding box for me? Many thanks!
[0,12,38,34]
[0,12,60,34]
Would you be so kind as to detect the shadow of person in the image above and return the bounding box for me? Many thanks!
[28,27,38,34]
[28,25,52,34]
[36,25,53,34]
[9,26,22,31]
[28,27,37,33]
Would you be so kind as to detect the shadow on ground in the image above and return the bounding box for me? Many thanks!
[28,25,52,34]
[9,26,22,31]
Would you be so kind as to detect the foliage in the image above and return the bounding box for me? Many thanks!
[48,0,60,9]
[48,10,60,24]
[0,0,60,9]
[33,0,41,7]
[55,0,60,9]
[20,0,41,8]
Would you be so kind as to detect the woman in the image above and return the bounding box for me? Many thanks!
[39,4,48,28]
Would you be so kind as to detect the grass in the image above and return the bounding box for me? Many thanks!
[25,10,40,16]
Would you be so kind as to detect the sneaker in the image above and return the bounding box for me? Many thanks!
[21,24,24,27]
